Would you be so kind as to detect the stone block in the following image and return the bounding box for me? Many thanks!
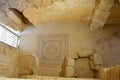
[67,58,74,67]
[99,0,114,11]
[77,49,93,58]
[93,53,102,65]
[66,66,75,77]
[75,58,94,78]
[89,55,93,60]
[37,66,61,77]
[94,65,102,70]
[89,61,95,70]
[69,52,78,59]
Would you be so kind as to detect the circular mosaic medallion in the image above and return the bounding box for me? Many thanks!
[43,42,60,59]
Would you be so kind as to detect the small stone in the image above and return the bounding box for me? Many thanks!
[66,66,75,77]
[67,58,74,67]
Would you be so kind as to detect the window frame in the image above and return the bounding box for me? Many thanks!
[0,24,20,48]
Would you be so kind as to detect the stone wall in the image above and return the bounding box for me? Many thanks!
[17,52,39,77]
[21,75,99,80]
[100,65,120,80]
[20,23,120,77]
[93,31,120,67]
[0,76,99,80]
[0,42,39,78]
[66,49,102,78]
[20,23,95,77]
[0,42,18,77]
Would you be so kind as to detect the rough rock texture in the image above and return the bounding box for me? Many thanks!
[0,10,29,31]
[66,49,102,78]
[93,53,102,65]
[17,53,39,77]
[0,42,39,78]
[21,75,99,80]
[0,41,65,78]
[67,58,74,67]
[100,65,120,80]
[0,0,117,30]
[22,0,95,26]
[0,76,100,80]
[7,0,65,12]
[0,43,18,77]
[66,66,75,77]
[75,58,94,78]
[77,49,93,58]
[90,0,114,30]
[36,66,62,77]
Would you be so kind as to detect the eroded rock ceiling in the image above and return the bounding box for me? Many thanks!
[0,0,119,31]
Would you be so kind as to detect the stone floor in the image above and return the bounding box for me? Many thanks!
[0,76,100,80]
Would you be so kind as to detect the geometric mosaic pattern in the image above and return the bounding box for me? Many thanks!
[36,34,68,66]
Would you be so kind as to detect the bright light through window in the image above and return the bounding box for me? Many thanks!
[0,23,20,48]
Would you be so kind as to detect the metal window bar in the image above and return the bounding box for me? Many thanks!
[0,24,20,48]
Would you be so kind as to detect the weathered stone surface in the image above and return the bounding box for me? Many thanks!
[0,43,18,78]
[90,0,114,30]
[0,76,100,80]
[0,0,96,29]
[67,58,74,67]
[0,42,39,78]
[17,53,38,77]
[89,61,94,70]
[93,53,102,65]
[94,65,102,70]
[23,0,95,27]
[75,58,94,78]
[77,49,93,58]
[37,66,61,77]
[89,60,102,70]
[0,10,28,31]
[89,55,93,60]
[100,65,120,80]
[66,66,75,77]
[90,11,110,30]
[69,52,78,59]
[7,0,64,12]
[0,0,117,30]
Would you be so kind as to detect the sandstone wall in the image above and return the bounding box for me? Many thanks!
[0,43,18,77]
[0,42,39,78]
[0,76,99,80]
[17,52,39,77]
[100,65,120,80]
[19,23,120,78]
[21,75,99,80]
[20,23,95,77]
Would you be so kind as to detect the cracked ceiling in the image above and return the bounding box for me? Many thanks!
[0,0,119,31]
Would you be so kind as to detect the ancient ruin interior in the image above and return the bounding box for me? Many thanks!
[0,0,120,80]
